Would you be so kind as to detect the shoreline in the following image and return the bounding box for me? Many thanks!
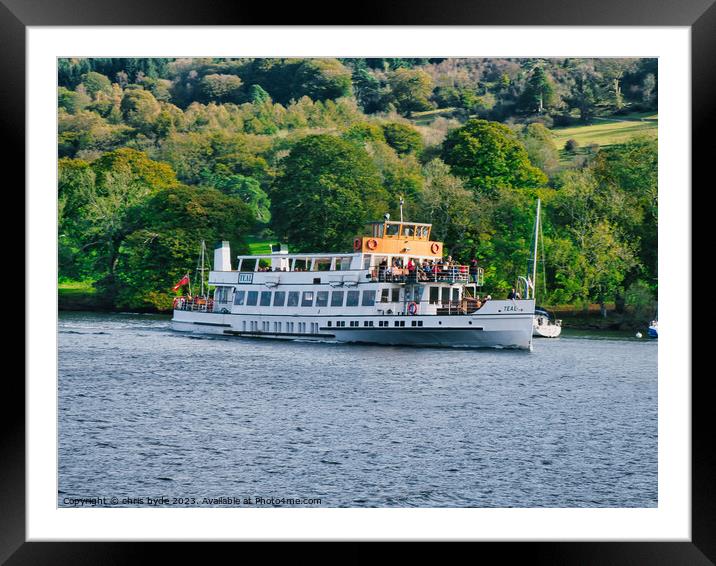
[59,294,653,332]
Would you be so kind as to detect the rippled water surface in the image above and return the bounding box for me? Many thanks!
[58,312,657,508]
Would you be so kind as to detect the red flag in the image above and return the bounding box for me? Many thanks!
[172,275,190,292]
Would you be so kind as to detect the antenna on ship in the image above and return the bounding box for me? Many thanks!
[399,195,404,223]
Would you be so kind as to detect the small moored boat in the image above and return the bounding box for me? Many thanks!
[533,307,562,338]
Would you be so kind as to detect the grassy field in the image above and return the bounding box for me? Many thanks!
[58,279,96,296]
[551,112,658,150]
[410,107,458,126]
[245,236,274,255]
[58,279,111,310]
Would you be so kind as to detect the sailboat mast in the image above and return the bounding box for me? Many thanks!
[200,240,205,297]
[531,198,541,300]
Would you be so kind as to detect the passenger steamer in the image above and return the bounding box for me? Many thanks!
[171,219,536,349]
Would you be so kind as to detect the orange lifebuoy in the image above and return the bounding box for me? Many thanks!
[407,301,418,315]
[353,237,362,251]
[367,238,378,250]
[430,242,440,254]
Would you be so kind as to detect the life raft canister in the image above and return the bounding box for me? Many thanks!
[431,242,440,254]
[353,237,362,251]
[367,238,378,250]
[407,301,419,315]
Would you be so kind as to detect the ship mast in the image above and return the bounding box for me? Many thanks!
[530,198,541,300]
[195,240,210,298]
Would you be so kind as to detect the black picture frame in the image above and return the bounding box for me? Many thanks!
[5,0,707,561]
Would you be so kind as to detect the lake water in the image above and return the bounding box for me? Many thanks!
[58,311,657,508]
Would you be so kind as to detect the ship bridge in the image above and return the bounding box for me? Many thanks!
[353,220,443,257]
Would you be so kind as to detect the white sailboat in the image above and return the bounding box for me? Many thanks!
[533,307,562,338]
[526,198,562,338]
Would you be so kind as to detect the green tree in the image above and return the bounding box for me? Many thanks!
[577,221,639,316]
[592,137,658,290]
[342,122,386,145]
[387,68,434,116]
[78,149,179,297]
[197,74,244,104]
[270,134,388,251]
[115,185,254,310]
[418,159,483,258]
[58,158,98,279]
[517,66,557,114]
[481,187,546,295]
[441,119,547,193]
[58,109,132,157]
[58,86,91,114]
[550,167,641,311]
[120,89,161,133]
[381,122,424,156]
[202,172,271,224]
[352,67,389,114]
[519,123,560,177]
[566,71,601,122]
[80,71,113,98]
[292,59,352,102]
[249,84,271,104]
[153,103,184,140]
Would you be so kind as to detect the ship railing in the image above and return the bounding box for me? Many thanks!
[373,266,481,285]
[173,297,214,312]
[435,298,488,315]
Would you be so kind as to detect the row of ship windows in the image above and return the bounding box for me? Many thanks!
[230,288,402,308]
[245,321,320,333]
[216,286,460,306]
[328,320,424,327]
[241,320,425,332]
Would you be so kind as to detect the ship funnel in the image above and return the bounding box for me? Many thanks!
[214,241,231,271]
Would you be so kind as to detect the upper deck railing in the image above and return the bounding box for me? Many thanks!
[372,265,483,286]
[173,296,214,312]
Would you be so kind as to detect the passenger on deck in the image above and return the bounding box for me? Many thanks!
[507,288,517,300]
[470,258,479,283]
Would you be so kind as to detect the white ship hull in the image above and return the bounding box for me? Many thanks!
[172,301,534,350]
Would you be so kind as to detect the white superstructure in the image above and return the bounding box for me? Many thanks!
[171,220,535,350]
